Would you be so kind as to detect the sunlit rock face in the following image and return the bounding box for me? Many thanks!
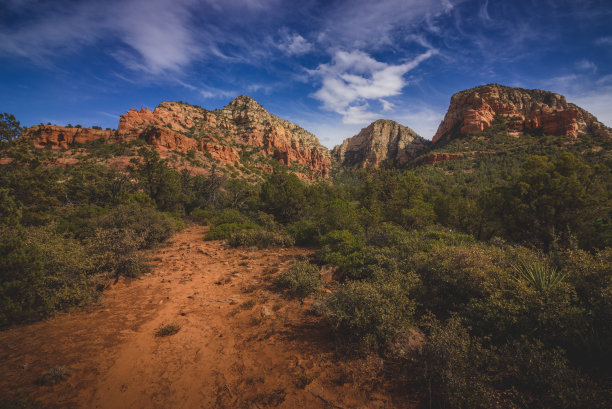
[332,119,430,168]
[433,84,612,143]
[23,96,332,178]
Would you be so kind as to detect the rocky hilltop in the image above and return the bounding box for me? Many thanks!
[23,96,331,178]
[332,119,429,168]
[433,84,612,143]
[25,125,116,148]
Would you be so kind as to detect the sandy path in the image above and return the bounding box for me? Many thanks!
[0,225,412,408]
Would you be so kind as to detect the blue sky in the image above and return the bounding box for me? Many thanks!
[1,0,611,148]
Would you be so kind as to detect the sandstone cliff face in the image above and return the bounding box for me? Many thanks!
[332,119,429,168]
[433,84,612,143]
[24,97,332,178]
[26,125,115,148]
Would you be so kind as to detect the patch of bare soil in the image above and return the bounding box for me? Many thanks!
[0,225,415,408]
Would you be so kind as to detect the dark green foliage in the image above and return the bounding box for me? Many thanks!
[323,271,418,351]
[39,366,71,385]
[274,261,321,300]
[513,261,566,293]
[155,322,181,337]
[129,147,187,213]
[228,229,295,248]
[259,166,307,223]
[0,113,22,142]
[90,204,176,249]
[0,188,22,226]
[318,230,366,278]
[479,153,612,249]
[206,222,260,240]
[0,225,95,327]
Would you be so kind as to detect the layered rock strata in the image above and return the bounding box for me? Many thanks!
[23,96,331,178]
[332,119,429,168]
[433,84,611,143]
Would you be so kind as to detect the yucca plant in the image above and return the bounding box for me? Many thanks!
[513,262,566,293]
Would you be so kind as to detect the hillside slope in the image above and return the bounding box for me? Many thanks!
[22,96,332,179]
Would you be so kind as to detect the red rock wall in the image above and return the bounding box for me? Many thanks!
[24,98,332,178]
[433,84,611,143]
[24,125,114,148]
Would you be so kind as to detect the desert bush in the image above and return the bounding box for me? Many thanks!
[39,366,71,386]
[418,315,608,409]
[155,322,181,337]
[323,272,418,351]
[90,203,175,248]
[318,230,366,274]
[228,229,295,248]
[206,222,260,240]
[411,244,497,317]
[274,261,321,300]
[288,218,320,245]
[189,207,217,225]
[513,261,566,293]
[417,316,499,409]
[0,225,95,327]
[86,227,150,278]
[210,208,250,225]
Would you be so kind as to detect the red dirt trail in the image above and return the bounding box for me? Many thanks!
[0,225,414,408]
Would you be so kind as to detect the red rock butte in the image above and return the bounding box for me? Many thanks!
[432,84,612,143]
[22,96,332,178]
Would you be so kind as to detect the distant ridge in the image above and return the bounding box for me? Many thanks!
[332,119,430,168]
[433,84,612,143]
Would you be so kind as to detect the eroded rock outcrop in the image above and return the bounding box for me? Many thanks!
[332,119,429,168]
[433,84,612,143]
[24,97,331,178]
[26,125,115,148]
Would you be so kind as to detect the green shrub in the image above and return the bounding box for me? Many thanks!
[318,230,366,275]
[228,229,295,248]
[155,322,181,337]
[39,366,71,386]
[417,316,499,409]
[87,228,150,278]
[190,208,217,225]
[323,272,418,351]
[274,261,321,300]
[288,219,320,245]
[91,203,175,249]
[0,225,95,327]
[206,222,259,240]
[513,261,566,293]
[411,245,496,317]
[211,208,250,225]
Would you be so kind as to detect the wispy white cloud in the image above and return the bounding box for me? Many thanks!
[317,0,455,49]
[575,59,597,73]
[278,32,313,56]
[0,0,203,74]
[595,36,612,46]
[393,105,446,140]
[111,0,202,74]
[543,74,612,128]
[310,49,437,124]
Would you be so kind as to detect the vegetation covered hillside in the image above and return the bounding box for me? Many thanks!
[2,103,611,409]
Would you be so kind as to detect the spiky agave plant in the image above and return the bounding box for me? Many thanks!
[513,262,567,293]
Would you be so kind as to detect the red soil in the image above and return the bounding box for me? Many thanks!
[0,225,414,408]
